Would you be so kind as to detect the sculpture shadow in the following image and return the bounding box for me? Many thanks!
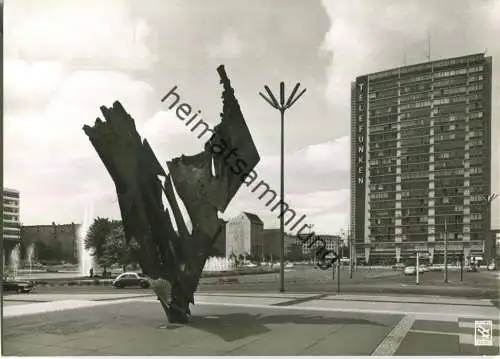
[183,313,385,342]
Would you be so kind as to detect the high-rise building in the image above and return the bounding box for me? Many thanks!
[225,212,263,258]
[3,188,21,263]
[350,53,494,265]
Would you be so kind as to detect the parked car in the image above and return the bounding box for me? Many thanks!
[393,263,406,270]
[3,277,34,293]
[487,263,496,271]
[466,264,479,272]
[403,266,417,275]
[112,272,150,289]
[419,265,430,272]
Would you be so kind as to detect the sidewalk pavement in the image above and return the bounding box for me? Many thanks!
[3,292,499,356]
[4,291,499,320]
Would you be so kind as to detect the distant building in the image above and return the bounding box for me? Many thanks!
[262,229,303,260]
[21,222,80,263]
[299,234,341,255]
[225,212,263,258]
[3,188,21,264]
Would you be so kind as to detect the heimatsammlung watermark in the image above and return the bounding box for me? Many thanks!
[161,86,338,269]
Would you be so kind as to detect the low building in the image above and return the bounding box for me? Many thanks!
[225,212,263,258]
[262,229,303,261]
[21,222,80,263]
[3,188,21,264]
[299,234,341,255]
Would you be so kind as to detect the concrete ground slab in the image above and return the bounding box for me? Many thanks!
[4,293,153,302]
[301,323,394,356]
[3,296,499,356]
[323,294,495,306]
[292,298,499,320]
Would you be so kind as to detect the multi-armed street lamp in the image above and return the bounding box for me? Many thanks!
[481,193,498,266]
[259,82,306,293]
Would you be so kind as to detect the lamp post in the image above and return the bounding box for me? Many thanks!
[480,193,498,266]
[348,225,354,278]
[444,216,448,283]
[259,82,306,293]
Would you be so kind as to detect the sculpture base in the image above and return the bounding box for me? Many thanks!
[150,278,191,324]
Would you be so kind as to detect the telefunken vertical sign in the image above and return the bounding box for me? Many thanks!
[354,76,368,247]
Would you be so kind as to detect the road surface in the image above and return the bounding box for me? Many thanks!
[16,267,499,299]
[3,292,499,356]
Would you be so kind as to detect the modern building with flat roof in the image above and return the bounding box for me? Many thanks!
[3,188,21,264]
[350,53,494,265]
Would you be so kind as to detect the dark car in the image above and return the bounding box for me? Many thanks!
[112,272,150,289]
[3,278,34,293]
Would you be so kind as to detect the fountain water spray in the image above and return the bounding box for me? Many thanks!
[9,244,21,279]
[203,256,236,272]
[26,243,35,277]
[78,204,95,277]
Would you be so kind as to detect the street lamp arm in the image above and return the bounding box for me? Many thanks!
[264,85,280,108]
[259,92,279,109]
[285,88,307,110]
[280,82,285,107]
[285,83,301,108]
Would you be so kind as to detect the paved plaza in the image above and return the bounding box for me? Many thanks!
[3,292,499,356]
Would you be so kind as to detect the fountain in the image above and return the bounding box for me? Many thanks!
[9,244,21,279]
[203,256,236,272]
[25,243,35,277]
[78,205,95,277]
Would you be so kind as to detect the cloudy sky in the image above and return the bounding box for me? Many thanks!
[4,0,500,234]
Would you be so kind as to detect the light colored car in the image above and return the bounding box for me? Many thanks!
[243,263,258,268]
[112,272,150,289]
[403,266,417,275]
[487,263,496,271]
[419,265,429,272]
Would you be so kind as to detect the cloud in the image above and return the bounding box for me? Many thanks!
[320,0,500,228]
[5,0,156,70]
[257,136,349,193]
[4,69,156,224]
[207,30,243,59]
[5,60,67,109]
[320,0,499,133]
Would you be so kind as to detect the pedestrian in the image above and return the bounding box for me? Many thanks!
[89,268,94,278]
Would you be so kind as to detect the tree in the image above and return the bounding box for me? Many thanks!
[85,218,120,277]
[85,218,140,276]
[102,225,140,272]
[84,217,115,261]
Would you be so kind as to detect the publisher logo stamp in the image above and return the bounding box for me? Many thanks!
[474,320,493,346]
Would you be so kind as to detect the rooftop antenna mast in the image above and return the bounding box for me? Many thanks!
[426,32,431,62]
[403,39,407,66]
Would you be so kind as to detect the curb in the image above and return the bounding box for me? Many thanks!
[35,280,114,287]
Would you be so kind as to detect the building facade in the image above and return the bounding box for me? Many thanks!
[21,222,80,263]
[351,53,493,265]
[262,229,303,260]
[225,212,263,258]
[3,188,21,264]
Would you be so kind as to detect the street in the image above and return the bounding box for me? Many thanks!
[16,266,500,300]
[3,292,499,356]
